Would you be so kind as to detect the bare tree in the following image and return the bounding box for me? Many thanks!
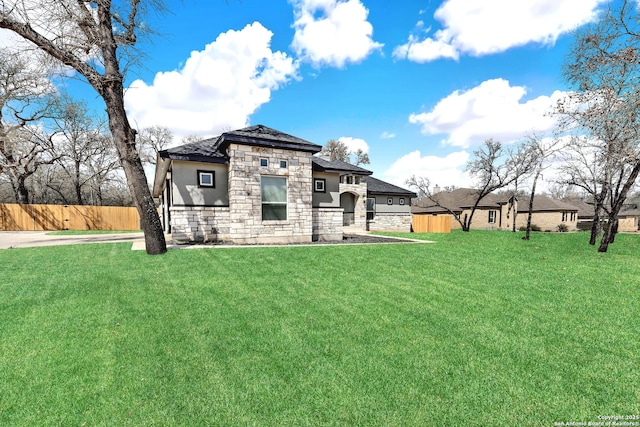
[138,125,173,166]
[319,139,349,162]
[559,0,640,252]
[0,0,167,254]
[521,135,564,240]
[47,96,113,204]
[408,139,535,232]
[0,50,60,203]
[319,139,370,166]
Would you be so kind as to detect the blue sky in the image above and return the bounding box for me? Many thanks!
[70,0,611,188]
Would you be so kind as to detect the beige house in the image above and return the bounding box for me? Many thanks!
[152,125,416,244]
[412,189,581,232]
[411,188,512,231]
[514,195,579,231]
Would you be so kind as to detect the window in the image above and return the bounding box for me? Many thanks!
[399,198,405,206]
[280,160,288,168]
[354,176,360,184]
[366,198,376,221]
[314,178,326,193]
[261,176,287,220]
[260,158,269,167]
[562,212,567,222]
[488,210,497,224]
[387,197,393,205]
[198,170,215,188]
[346,176,353,184]
[570,212,576,221]
[339,176,344,184]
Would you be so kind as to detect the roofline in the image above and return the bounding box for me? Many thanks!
[220,134,322,153]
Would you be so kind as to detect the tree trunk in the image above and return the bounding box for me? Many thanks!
[589,210,601,245]
[523,169,540,241]
[13,177,29,204]
[95,6,166,254]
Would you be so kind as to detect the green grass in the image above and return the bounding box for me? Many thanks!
[46,229,142,235]
[0,231,638,426]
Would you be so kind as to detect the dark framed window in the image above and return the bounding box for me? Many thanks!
[280,160,288,168]
[387,197,393,205]
[314,178,326,193]
[261,176,287,220]
[366,198,376,221]
[570,212,576,221]
[488,210,496,224]
[197,170,215,188]
[260,158,269,167]
[399,198,405,205]
[346,176,353,184]
[562,212,568,222]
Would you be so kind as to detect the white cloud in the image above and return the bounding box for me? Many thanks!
[291,0,383,68]
[338,136,369,153]
[393,0,606,62]
[125,22,298,139]
[383,150,471,189]
[380,131,396,139]
[409,78,564,148]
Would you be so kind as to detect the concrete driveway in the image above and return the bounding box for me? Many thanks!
[0,231,145,249]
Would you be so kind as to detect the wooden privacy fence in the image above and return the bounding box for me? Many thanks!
[412,214,451,233]
[0,203,141,231]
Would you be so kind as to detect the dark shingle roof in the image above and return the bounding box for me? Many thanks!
[159,137,228,164]
[362,176,416,197]
[158,125,322,163]
[312,157,373,175]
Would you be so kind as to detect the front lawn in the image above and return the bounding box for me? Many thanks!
[0,231,638,426]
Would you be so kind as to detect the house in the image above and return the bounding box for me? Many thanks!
[411,188,512,230]
[411,189,581,232]
[152,125,416,244]
[514,195,579,231]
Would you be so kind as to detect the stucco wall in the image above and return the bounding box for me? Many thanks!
[171,161,229,206]
[227,144,314,244]
[312,172,340,208]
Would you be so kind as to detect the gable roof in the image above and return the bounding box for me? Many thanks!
[517,195,579,212]
[362,176,416,197]
[412,188,504,214]
[312,157,373,175]
[158,124,322,164]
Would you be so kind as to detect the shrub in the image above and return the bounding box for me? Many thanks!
[519,224,541,232]
[557,223,569,232]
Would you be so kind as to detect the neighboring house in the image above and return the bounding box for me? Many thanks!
[411,189,582,232]
[564,197,639,232]
[411,188,511,231]
[514,195,579,231]
[152,125,416,244]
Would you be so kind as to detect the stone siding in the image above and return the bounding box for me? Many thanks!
[313,208,343,241]
[368,212,412,232]
[170,206,230,242]
[227,144,314,244]
[339,182,367,230]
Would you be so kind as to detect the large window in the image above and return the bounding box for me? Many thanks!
[261,176,287,220]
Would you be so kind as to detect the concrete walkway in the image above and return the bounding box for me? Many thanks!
[0,231,145,249]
